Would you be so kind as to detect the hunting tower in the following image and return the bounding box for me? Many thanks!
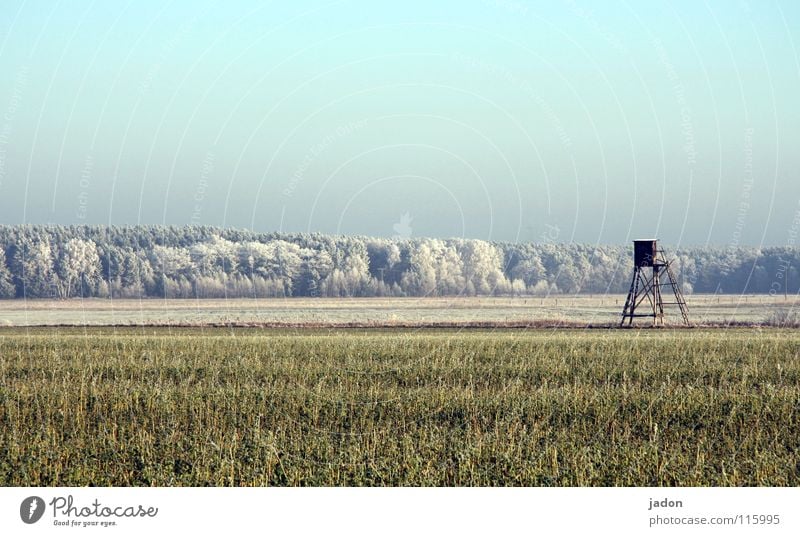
[620,239,690,326]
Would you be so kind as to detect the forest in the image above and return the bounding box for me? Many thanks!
[0,225,796,299]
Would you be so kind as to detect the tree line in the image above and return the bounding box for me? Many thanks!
[0,225,796,299]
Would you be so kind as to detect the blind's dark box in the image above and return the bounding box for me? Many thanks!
[634,239,657,267]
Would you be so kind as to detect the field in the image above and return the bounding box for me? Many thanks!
[0,294,797,327]
[1,327,798,486]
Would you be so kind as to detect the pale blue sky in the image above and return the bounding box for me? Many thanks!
[0,0,798,246]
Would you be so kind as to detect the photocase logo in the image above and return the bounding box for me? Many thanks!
[20,496,45,524]
[393,212,413,239]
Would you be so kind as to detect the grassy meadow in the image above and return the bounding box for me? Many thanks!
[0,294,797,327]
[0,327,798,486]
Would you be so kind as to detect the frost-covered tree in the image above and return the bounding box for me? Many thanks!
[457,239,509,295]
[11,236,58,298]
[56,238,100,298]
[0,248,15,298]
[401,241,438,296]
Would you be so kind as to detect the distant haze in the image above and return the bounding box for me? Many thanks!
[0,1,798,246]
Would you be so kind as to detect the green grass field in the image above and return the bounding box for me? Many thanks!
[1,327,798,486]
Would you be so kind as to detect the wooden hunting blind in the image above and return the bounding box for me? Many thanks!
[620,239,690,326]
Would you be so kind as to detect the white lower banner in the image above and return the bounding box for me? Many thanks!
[1,487,797,535]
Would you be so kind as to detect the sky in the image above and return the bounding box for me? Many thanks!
[0,0,798,247]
